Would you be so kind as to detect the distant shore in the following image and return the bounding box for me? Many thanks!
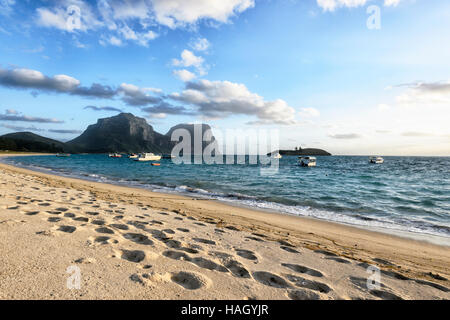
[0,153,449,299]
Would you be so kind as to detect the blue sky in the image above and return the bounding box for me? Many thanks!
[0,0,449,155]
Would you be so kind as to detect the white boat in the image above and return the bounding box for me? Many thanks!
[273,152,282,159]
[134,153,162,161]
[109,153,122,158]
[369,156,384,164]
[298,156,316,167]
[128,153,138,159]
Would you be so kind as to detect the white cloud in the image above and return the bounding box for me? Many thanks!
[189,37,210,51]
[384,0,401,7]
[173,69,197,82]
[328,133,362,139]
[299,107,320,118]
[118,83,161,106]
[172,49,204,68]
[36,1,101,32]
[395,81,450,106]
[316,0,402,11]
[151,0,255,28]
[170,79,297,125]
[34,0,252,47]
[172,49,207,77]
[107,35,123,46]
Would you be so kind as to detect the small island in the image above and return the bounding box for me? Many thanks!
[269,147,331,156]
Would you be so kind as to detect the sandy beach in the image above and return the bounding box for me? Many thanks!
[0,154,449,300]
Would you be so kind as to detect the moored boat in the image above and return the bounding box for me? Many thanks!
[134,153,162,161]
[298,156,316,167]
[109,153,122,158]
[56,153,70,157]
[369,156,384,164]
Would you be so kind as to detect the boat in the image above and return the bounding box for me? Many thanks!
[162,154,175,159]
[109,153,122,158]
[134,153,162,161]
[128,153,138,159]
[298,156,316,167]
[273,152,282,159]
[151,163,161,166]
[56,153,70,157]
[369,156,384,164]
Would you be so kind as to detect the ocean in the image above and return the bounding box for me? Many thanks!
[3,154,449,243]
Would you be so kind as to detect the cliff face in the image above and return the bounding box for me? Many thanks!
[67,113,174,153]
[67,114,216,154]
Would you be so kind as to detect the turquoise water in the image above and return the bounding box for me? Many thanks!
[3,154,450,240]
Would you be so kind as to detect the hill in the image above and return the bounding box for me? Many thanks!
[0,132,70,153]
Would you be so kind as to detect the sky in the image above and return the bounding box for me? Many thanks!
[0,0,449,155]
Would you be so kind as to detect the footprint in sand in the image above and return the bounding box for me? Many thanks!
[123,233,153,245]
[194,222,207,227]
[414,279,449,292]
[287,289,321,300]
[176,228,190,233]
[46,210,62,215]
[94,236,112,244]
[120,249,146,263]
[91,220,105,225]
[95,227,115,234]
[253,271,291,288]
[64,213,76,218]
[190,257,228,272]
[225,260,251,278]
[369,289,403,300]
[281,263,323,278]
[110,223,129,230]
[163,250,190,260]
[38,203,51,207]
[171,271,210,290]
[235,249,258,261]
[245,236,265,242]
[58,225,76,233]
[25,211,40,216]
[326,257,351,264]
[73,217,89,222]
[48,217,62,222]
[314,249,337,257]
[285,274,332,294]
[193,238,216,245]
[280,246,299,254]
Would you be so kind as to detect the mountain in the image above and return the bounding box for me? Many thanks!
[67,113,174,153]
[270,148,331,156]
[165,123,216,155]
[0,132,69,153]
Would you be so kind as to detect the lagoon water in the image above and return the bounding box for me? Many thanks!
[4,154,450,241]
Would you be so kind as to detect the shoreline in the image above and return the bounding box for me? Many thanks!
[1,153,449,299]
[1,153,448,247]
